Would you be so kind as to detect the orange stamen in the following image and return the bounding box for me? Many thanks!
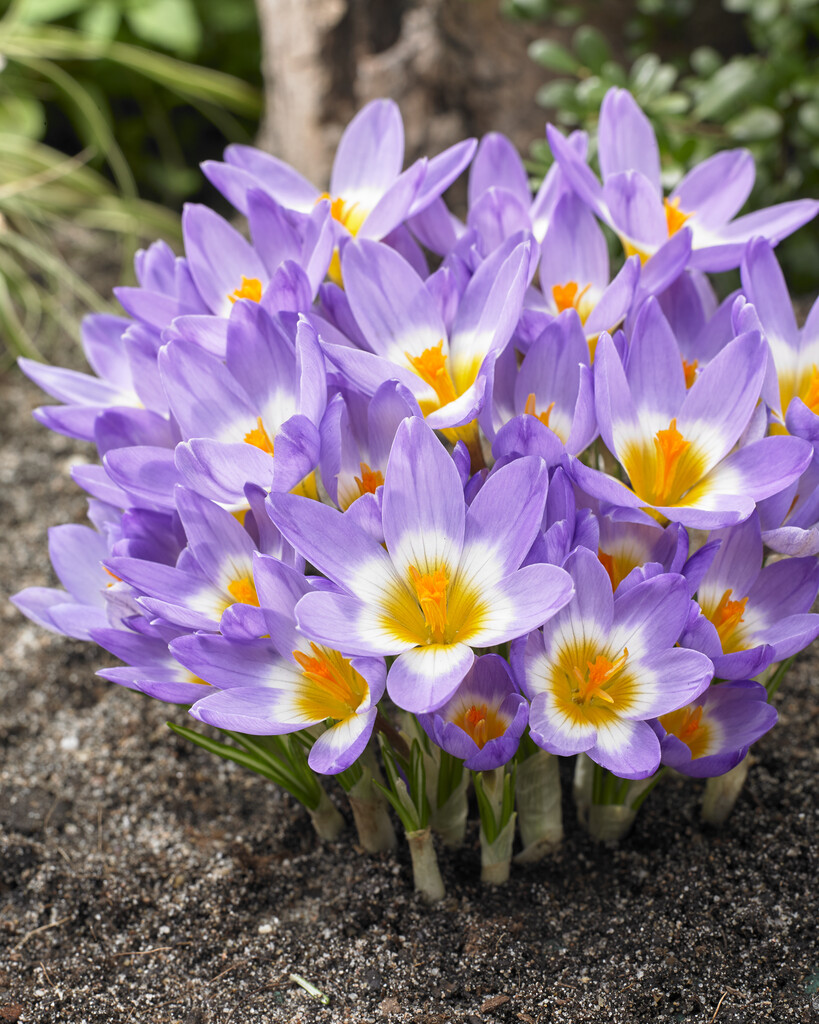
[682,358,699,390]
[597,549,619,590]
[452,702,507,749]
[659,702,709,758]
[354,462,384,497]
[552,280,592,321]
[243,417,275,456]
[405,341,458,408]
[653,418,691,505]
[523,392,556,429]
[227,574,259,606]
[228,276,263,304]
[664,196,693,237]
[293,642,365,719]
[571,648,628,706]
[408,564,449,640]
[318,192,366,236]
[710,588,748,650]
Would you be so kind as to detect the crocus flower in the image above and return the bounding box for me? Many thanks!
[204,99,476,257]
[268,417,574,713]
[320,236,531,440]
[519,547,713,779]
[681,512,819,679]
[418,654,528,770]
[757,452,819,556]
[741,237,819,441]
[653,679,777,777]
[547,87,818,274]
[570,299,812,529]
[177,556,386,775]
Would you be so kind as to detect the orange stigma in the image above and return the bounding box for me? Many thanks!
[405,341,458,408]
[244,417,275,456]
[293,642,367,720]
[409,564,449,640]
[571,648,628,706]
[682,358,699,389]
[523,392,556,429]
[452,702,506,748]
[664,196,693,237]
[660,702,709,758]
[552,281,592,322]
[710,588,748,651]
[354,462,384,497]
[228,276,263,304]
[227,574,260,606]
[653,418,691,504]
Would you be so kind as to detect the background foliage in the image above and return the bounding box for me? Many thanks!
[515,0,819,293]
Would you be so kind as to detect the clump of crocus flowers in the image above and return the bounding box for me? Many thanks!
[15,89,819,900]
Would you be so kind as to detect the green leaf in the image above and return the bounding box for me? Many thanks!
[572,25,611,74]
[126,0,202,58]
[726,105,783,142]
[690,46,722,78]
[798,101,819,138]
[535,80,577,111]
[693,58,761,120]
[13,0,88,23]
[78,2,121,41]
[527,38,580,74]
[0,96,45,139]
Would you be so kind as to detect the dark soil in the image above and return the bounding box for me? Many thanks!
[1,367,818,1024]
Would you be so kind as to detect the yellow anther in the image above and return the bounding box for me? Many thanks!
[452,702,506,749]
[664,196,693,237]
[710,588,748,651]
[408,563,449,641]
[354,462,384,497]
[293,642,367,720]
[244,417,275,456]
[405,341,458,408]
[228,276,263,304]
[571,648,628,706]
[523,392,556,429]
[552,280,592,322]
[227,574,259,606]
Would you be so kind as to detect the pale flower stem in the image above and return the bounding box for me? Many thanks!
[701,755,750,826]
[515,749,563,863]
[430,773,470,848]
[481,813,517,885]
[307,788,346,841]
[347,751,397,853]
[573,753,595,827]
[405,828,446,903]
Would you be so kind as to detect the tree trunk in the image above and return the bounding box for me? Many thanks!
[254,0,550,190]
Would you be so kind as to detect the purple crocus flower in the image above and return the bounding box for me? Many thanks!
[519,547,713,779]
[319,236,531,441]
[757,452,819,556]
[205,99,476,257]
[596,515,688,592]
[741,237,819,441]
[538,192,640,351]
[548,87,818,274]
[177,557,386,775]
[653,679,777,777]
[268,417,574,714]
[481,308,596,458]
[680,512,819,679]
[570,300,812,528]
[418,654,528,771]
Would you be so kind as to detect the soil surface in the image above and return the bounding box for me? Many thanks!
[1,367,818,1024]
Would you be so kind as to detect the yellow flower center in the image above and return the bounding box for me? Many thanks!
[622,417,705,508]
[707,587,748,653]
[228,276,263,304]
[354,461,384,498]
[664,196,693,237]
[523,392,556,429]
[405,341,458,409]
[659,702,710,759]
[226,574,260,606]
[570,648,628,707]
[552,280,593,323]
[408,564,449,642]
[319,192,368,237]
[243,417,275,456]
[452,702,506,748]
[293,642,368,721]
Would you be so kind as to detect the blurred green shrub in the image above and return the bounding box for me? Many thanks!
[0,0,262,361]
[519,0,819,292]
